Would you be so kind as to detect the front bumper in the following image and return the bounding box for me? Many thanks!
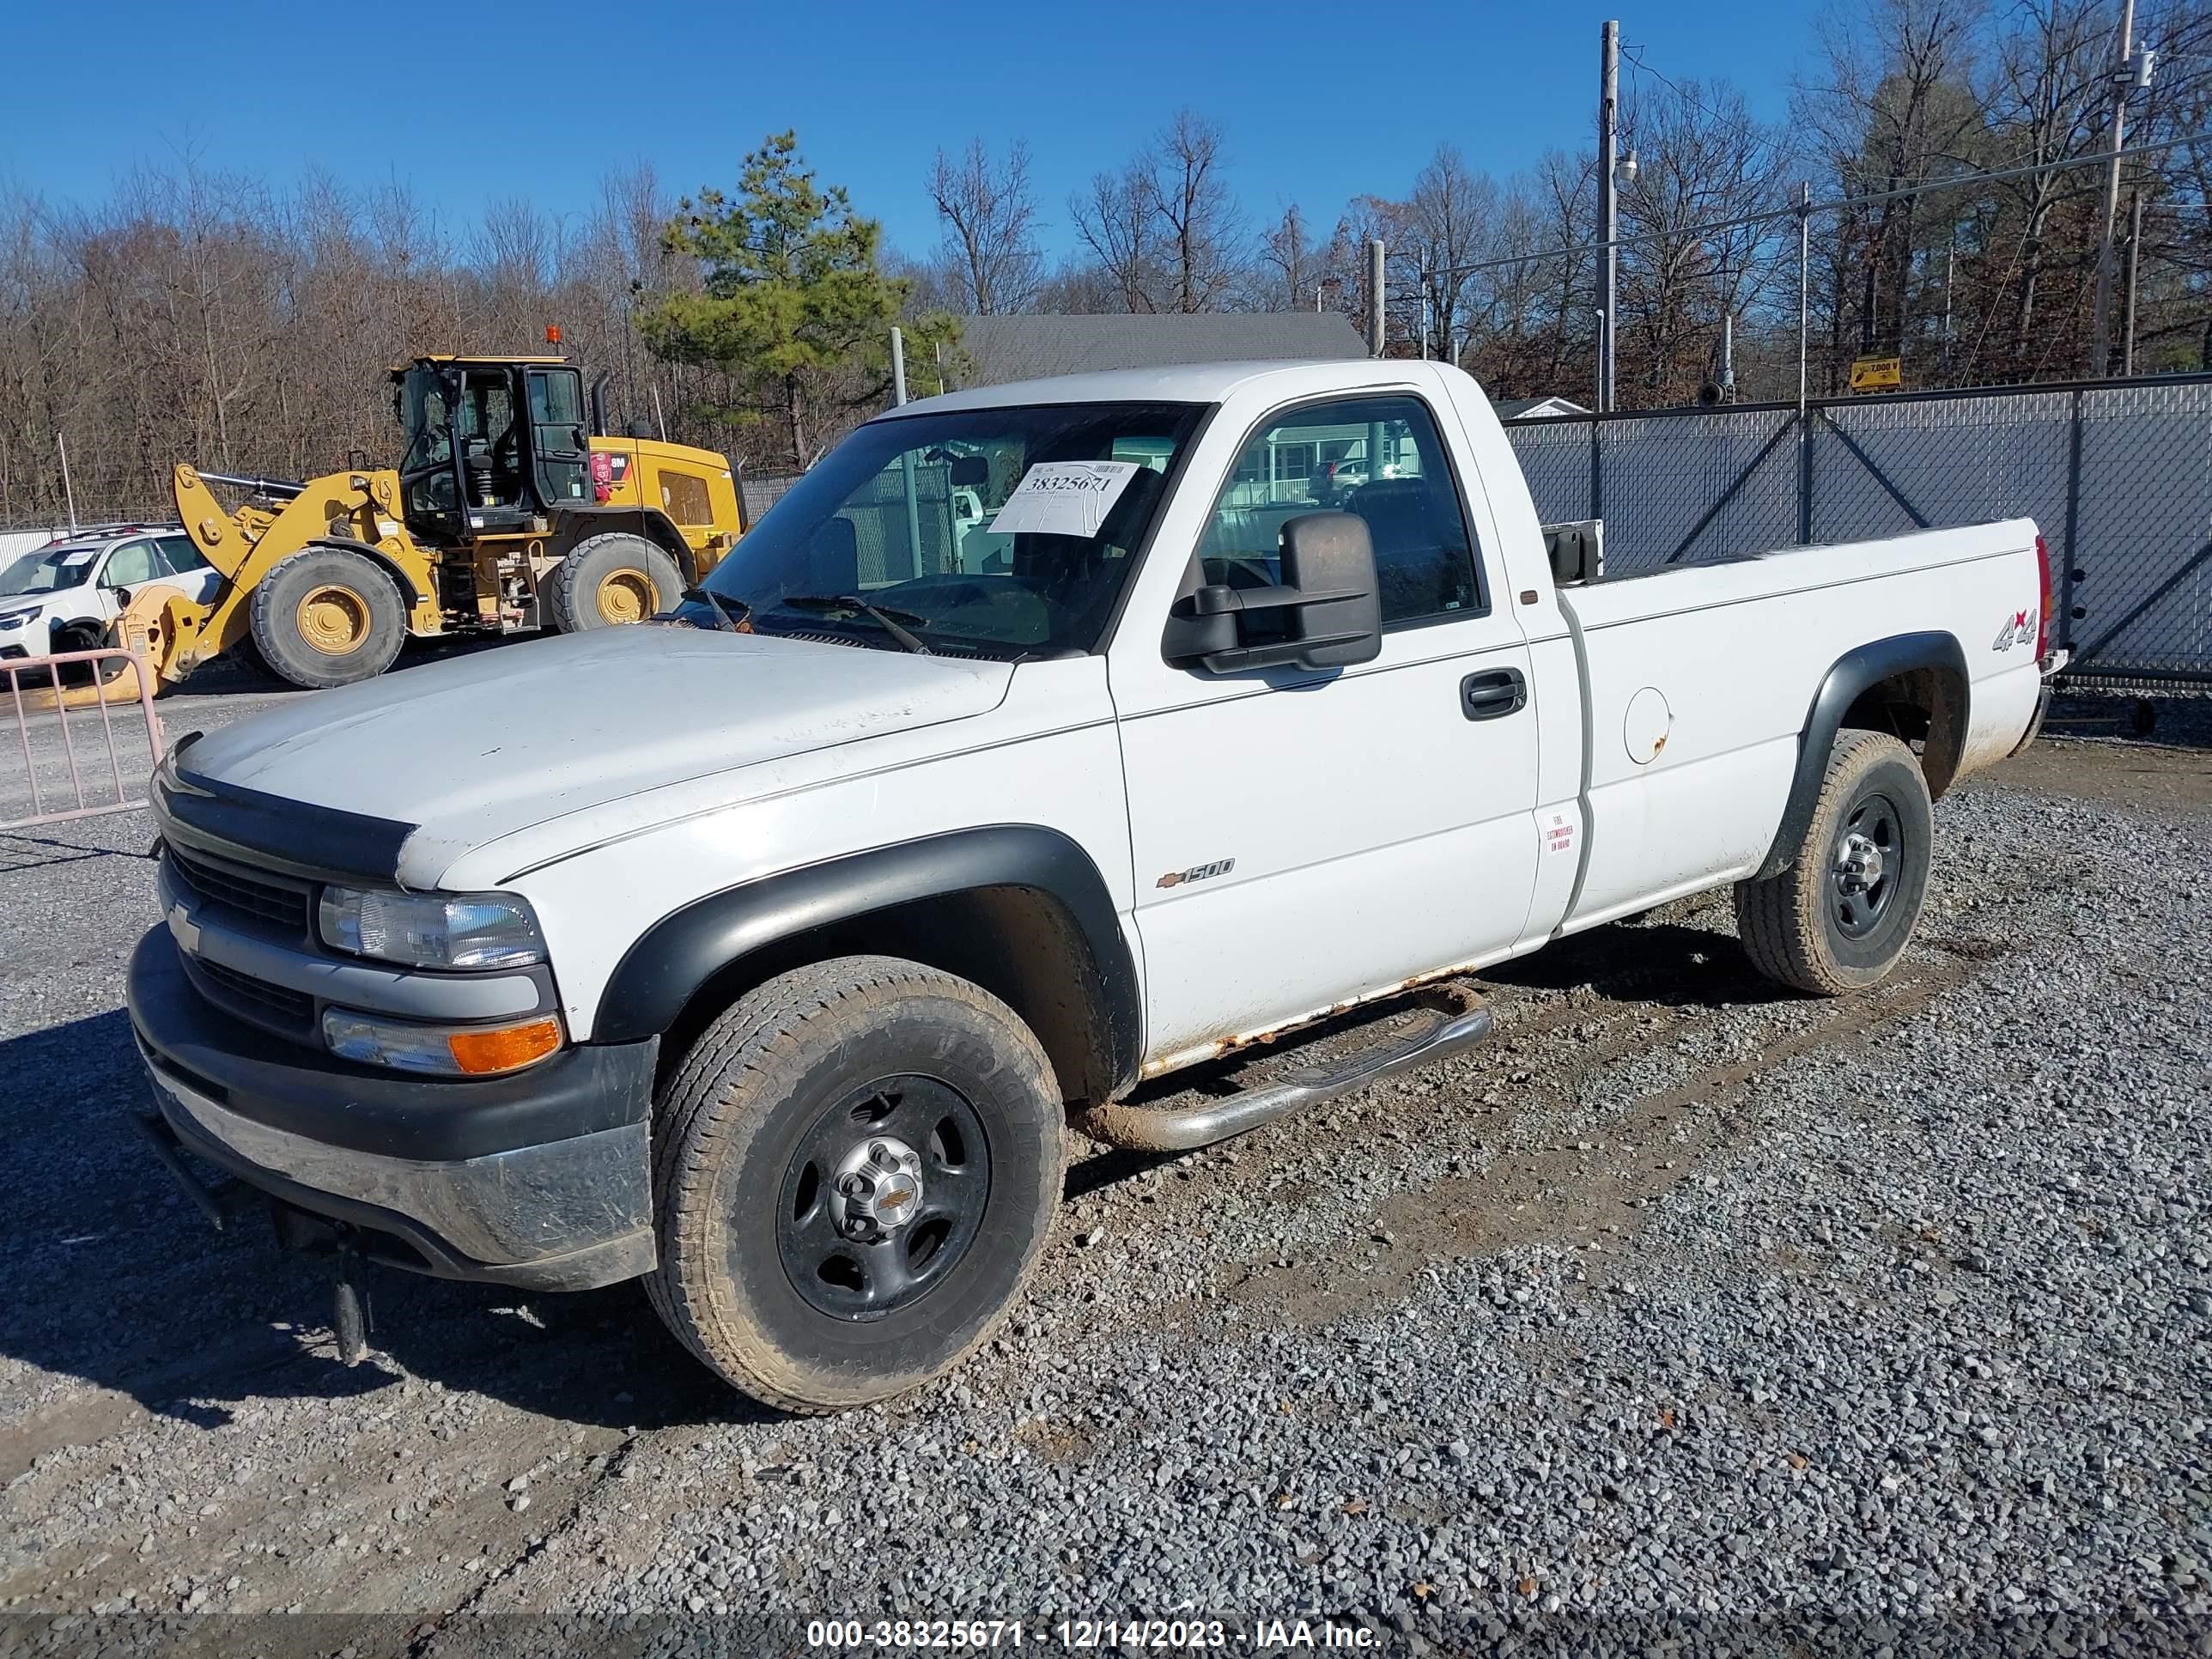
[0,616,50,659]
[127,927,659,1291]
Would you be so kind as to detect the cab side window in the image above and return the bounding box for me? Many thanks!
[1205,395,1484,628]
[155,534,210,576]
[103,540,157,586]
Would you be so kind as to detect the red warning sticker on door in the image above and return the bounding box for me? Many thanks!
[1544,812,1576,855]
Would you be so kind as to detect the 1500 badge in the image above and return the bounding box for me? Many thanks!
[1157,858,1236,889]
[1992,608,2036,652]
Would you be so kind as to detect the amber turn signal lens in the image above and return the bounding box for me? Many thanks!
[446,1017,563,1074]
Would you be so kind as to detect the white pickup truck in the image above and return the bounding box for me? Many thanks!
[130,360,2060,1412]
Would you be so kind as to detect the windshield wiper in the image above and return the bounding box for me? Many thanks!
[682,586,750,633]
[781,593,933,655]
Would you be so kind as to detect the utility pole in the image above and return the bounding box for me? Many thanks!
[2122,187,2145,376]
[1367,240,1387,356]
[1942,237,1955,368]
[56,432,77,533]
[891,326,923,577]
[2090,0,2139,377]
[1599,19,1620,411]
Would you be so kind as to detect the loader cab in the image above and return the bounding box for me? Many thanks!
[392,356,592,542]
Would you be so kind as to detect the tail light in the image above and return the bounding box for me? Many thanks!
[590,450,613,504]
[2033,532,2053,659]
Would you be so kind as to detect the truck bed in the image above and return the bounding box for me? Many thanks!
[1550,519,2045,933]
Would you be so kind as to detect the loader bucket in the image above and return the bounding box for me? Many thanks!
[16,586,191,711]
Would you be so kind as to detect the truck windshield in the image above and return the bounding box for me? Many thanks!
[0,545,100,596]
[683,401,1207,659]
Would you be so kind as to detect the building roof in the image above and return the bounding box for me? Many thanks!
[1493,395,1591,421]
[946,313,1368,387]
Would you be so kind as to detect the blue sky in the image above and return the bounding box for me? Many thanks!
[3,0,1823,260]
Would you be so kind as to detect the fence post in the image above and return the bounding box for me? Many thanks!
[1589,417,1604,523]
[2060,387,2085,656]
[1797,408,1815,546]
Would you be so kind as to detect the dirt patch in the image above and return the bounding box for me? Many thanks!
[1151,945,1990,1341]
[1971,736,2212,819]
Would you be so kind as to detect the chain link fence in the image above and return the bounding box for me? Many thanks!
[1504,374,2212,687]
[741,474,802,526]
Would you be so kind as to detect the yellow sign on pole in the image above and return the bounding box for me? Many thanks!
[1850,355,1903,393]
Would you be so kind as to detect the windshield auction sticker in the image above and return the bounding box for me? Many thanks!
[988,461,1140,538]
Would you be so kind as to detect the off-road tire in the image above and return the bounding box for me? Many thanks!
[645,956,1065,1413]
[543,533,684,633]
[247,545,406,689]
[1735,728,1933,996]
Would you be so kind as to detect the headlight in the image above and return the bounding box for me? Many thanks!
[0,606,39,629]
[322,1007,564,1075]
[317,886,545,970]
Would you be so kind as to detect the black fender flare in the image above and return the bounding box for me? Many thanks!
[552,507,698,584]
[591,825,1144,1092]
[1753,630,1970,881]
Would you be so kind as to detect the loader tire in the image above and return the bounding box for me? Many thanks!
[248,547,405,690]
[646,955,1066,1413]
[544,533,684,633]
[1734,728,1933,997]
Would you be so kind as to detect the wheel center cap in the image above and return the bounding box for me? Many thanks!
[829,1135,926,1243]
[1835,831,1884,892]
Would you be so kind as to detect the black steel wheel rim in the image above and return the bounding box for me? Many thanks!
[1831,792,1904,939]
[775,1074,991,1322]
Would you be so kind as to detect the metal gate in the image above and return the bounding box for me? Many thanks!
[3,647,167,830]
[1504,373,2212,687]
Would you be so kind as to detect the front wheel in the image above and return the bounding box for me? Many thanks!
[543,532,684,632]
[645,956,1066,1413]
[1735,728,1934,996]
[247,546,407,689]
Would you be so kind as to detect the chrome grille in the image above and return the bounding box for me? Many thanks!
[165,843,312,933]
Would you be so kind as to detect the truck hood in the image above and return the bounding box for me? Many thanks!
[176,627,1012,883]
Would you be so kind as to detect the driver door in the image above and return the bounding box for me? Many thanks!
[1111,392,1542,1072]
[526,368,590,508]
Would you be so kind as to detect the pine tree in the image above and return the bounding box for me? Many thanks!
[643,132,956,469]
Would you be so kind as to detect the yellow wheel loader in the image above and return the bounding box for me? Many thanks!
[155,355,745,690]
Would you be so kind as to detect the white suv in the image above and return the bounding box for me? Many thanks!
[0,527,221,661]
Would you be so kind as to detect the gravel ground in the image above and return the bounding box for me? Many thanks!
[0,682,2207,1656]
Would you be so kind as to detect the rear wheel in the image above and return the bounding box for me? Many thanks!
[247,546,406,689]
[646,956,1065,1413]
[1735,729,1934,996]
[543,532,684,633]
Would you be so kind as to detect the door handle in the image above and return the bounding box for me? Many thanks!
[1460,667,1527,720]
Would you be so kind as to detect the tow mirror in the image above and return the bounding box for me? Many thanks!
[1163,510,1382,674]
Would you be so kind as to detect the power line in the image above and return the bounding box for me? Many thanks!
[1397,135,2195,286]
[1618,44,1794,169]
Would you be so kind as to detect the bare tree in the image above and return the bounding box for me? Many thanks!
[1258,204,1319,311]
[1615,76,1796,398]
[1070,163,1160,313]
[927,139,1043,314]
[1068,112,1246,313]
[1402,145,1498,361]
[1146,111,1243,313]
[1796,0,1986,373]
